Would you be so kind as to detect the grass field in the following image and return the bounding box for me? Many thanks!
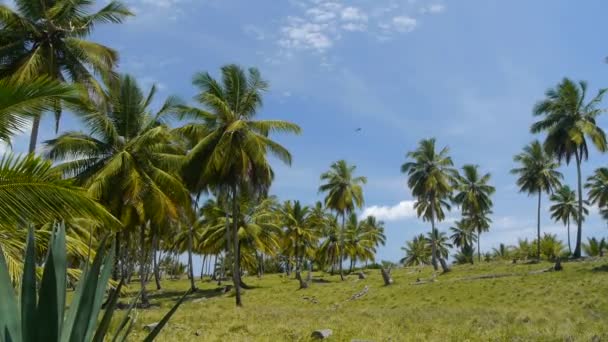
[119,259,608,341]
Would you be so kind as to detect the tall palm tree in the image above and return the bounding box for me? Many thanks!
[511,140,563,259]
[0,0,132,152]
[360,215,386,266]
[44,75,190,305]
[280,200,318,287]
[453,164,495,261]
[319,160,366,280]
[400,234,430,267]
[550,185,587,254]
[402,138,456,272]
[453,165,495,214]
[531,78,607,258]
[177,65,301,306]
[425,229,451,260]
[449,219,476,264]
[586,168,608,224]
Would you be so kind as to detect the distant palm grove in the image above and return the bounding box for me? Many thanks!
[2,0,608,335]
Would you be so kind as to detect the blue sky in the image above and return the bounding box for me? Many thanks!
[5,0,608,262]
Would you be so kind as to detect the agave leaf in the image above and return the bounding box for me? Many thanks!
[35,226,65,341]
[20,226,36,342]
[142,290,191,342]
[116,318,135,342]
[0,245,21,342]
[60,263,89,342]
[83,239,115,342]
[91,278,124,342]
[111,290,142,342]
[65,236,108,342]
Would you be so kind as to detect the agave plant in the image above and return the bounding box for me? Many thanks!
[0,224,188,342]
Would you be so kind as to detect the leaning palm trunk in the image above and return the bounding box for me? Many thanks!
[567,217,571,254]
[573,152,583,258]
[139,224,149,307]
[477,232,481,262]
[187,222,196,291]
[232,184,243,306]
[339,214,345,281]
[430,201,439,271]
[28,115,41,153]
[152,231,162,290]
[200,254,207,280]
[536,189,541,260]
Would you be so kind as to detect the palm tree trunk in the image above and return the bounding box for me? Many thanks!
[212,254,218,280]
[139,225,149,307]
[339,213,345,281]
[152,230,162,290]
[567,217,572,254]
[187,222,197,292]
[537,189,542,260]
[430,196,439,271]
[200,254,207,280]
[113,232,121,281]
[477,232,481,262]
[231,184,242,307]
[28,115,41,154]
[573,152,583,258]
[294,238,300,280]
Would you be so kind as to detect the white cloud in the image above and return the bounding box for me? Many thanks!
[420,3,446,14]
[391,16,417,33]
[279,18,333,52]
[276,0,435,55]
[341,6,368,22]
[428,4,445,13]
[361,200,417,221]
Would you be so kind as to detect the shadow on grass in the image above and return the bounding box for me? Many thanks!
[146,287,224,302]
[591,264,608,272]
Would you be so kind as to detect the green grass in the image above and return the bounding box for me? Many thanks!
[119,259,608,341]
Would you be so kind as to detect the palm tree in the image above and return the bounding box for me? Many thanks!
[453,165,495,215]
[531,78,607,258]
[400,234,430,267]
[453,164,495,262]
[319,160,367,280]
[0,78,117,282]
[344,214,384,272]
[0,0,132,152]
[197,195,281,283]
[0,77,81,143]
[449,219,476,264]
[463,210,492,262]
[582,237,607,257]
[45,75,190,305]
[280,200,318,288]
[586,168,608,224]
[317,216,341,274]
[537,233,566,261]
[402,138,456,272]
[177,65,301,306]
[511,140,562,259]
[492,243,512,260]
[449,219,476,250]
[0,155,118,282]
[550,185,588,254]
[424,229,451,260]
[359,215,386,266]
